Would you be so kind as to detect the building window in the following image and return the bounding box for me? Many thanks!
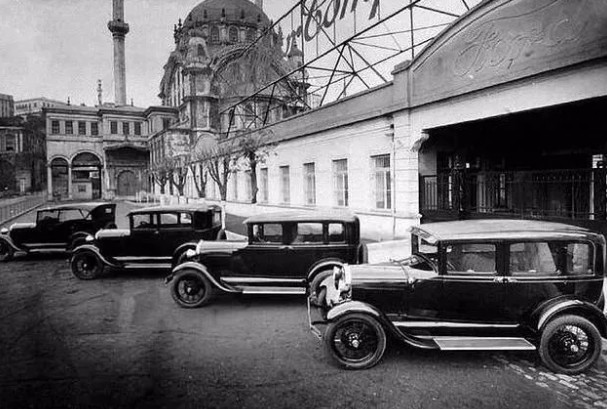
[244,171,252,201]
[260,168,268,203]
[123,122,130,135]
[163,118,171,130]
[65,121,73,135]
[210,26,219,43]
[246,28,255,42]
[110,121,118,134]
[229,26,239,42]
[134,122,141,136]
[5,134,15,152]
[51,120,60,134]
[332,159,348,207]
[280,166,290,204]
[371,154,391,209]
[91,122,99,136]
[197,44,206,58]
[78,121,86,135]
[303,162,316,205]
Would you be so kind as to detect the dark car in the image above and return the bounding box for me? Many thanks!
[309,219,607,374]
[166,210,366,308]
[70,204,223,279]
[0,202,116,261]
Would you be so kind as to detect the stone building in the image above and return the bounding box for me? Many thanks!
[15,97,67,118]
[149,0,307,193]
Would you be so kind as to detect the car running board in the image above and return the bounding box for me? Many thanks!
[123,263,172,270]
[238,286,306,295]
[432,336,536,351]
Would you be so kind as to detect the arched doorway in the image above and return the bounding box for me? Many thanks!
[72,152,102,200]
[117,170,137,197]
[50,157,69,200]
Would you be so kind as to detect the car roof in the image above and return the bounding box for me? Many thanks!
[411,219,599,243]
[244,210,359,224]
[128,204,219,215]
[38,202,116,212]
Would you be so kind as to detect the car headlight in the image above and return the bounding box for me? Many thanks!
[333,266,344,290]
[0,227,8,235]
[85,234,94,242]
[185,249,196,258]
[333,265,351,293]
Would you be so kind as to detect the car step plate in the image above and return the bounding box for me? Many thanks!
[433,337,536,351]
[240,286,306,295]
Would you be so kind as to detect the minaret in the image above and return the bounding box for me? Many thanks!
[107,0,129,106]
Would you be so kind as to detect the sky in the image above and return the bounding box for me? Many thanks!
[0,0,476,108]
[0,0,289,107]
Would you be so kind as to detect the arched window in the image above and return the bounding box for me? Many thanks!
[229,27,239,43]
[210,26,219,43]
[246,29,255,42]
[197,44,206,58]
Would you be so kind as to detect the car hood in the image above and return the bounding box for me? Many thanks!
[96,229,130,239]
[9,222,36,231]
[349,256,437,285]
[196,240,248,254]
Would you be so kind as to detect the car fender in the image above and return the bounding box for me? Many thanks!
[72,244,119,268]
[307,258,345,282]
[172,242,198,262]
[533,297,607,337]
[0,235,21,252]
[169,261,238,293]
[68,231,92,246]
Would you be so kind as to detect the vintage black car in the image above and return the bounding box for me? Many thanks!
[70,204,223,279]
[309,219,607,374]
[0,202,116,261]
[167,210,365,308]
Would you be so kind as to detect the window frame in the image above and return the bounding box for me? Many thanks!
[371,154,391,210]
[303,162,316,206]
[332,158,349,207]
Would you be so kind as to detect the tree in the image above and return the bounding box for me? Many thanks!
[189,162,208,198]
[148,157,173,195]
[191,137,239,201]
[237,129,275,203]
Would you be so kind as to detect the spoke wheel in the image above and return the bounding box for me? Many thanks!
[0,240,14,262]
[170,269,213,308]
[71,251,103,280]
[539,315,602,374]
[324,313,386,370]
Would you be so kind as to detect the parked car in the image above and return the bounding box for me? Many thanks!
[70,204,223,279]
[309,219,607,374]
[166,210,366,308]
[0,202,116,261]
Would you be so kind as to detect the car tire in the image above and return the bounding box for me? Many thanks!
[0,239,14,262]
[539,314,602,374]
[308,269,333,306]
[170,269,214,308]
[71,251,104,280]
[324,313,387,370]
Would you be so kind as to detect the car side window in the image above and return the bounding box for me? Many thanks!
[328,223,345,243]
[446,243,496,275]
[158,213,179,228]
[509,241,593,277]
[37,210,60,225]
[292,223,323,244]
[59,209,84,222]
[251,224,283,244]
[179,213,192,227]
[132,214,156,230]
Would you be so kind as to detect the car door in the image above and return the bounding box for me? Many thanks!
[157,212,193,256]
[438,241,510,323]
[283,222,326,278]
[113,213,161,260]
[237,223,289,278]
[33,209,63,248]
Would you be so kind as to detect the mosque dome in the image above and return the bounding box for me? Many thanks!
[182,0,271,30]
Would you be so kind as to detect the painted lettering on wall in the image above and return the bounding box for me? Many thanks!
[453,0,586,77]
[284,0,381,57]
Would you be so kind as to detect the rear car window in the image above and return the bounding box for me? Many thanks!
[292,223,324,244]
[328,223,345,242]
[509,241,593,276]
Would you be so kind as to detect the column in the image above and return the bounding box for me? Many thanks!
[47,164,53,200]
[67,165,73,199]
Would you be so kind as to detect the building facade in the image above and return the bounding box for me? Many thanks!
[187,0,607,240]
[0,122,46,194]
[0,94,14,118]
[15,97,67,117]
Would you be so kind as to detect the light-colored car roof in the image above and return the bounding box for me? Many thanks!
[411,219,599,243]
[129,204,219,215]
[244,210,359,224]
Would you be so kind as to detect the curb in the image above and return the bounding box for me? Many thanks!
[0,202,47,229]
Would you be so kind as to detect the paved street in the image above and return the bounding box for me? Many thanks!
[0,202,606,409]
